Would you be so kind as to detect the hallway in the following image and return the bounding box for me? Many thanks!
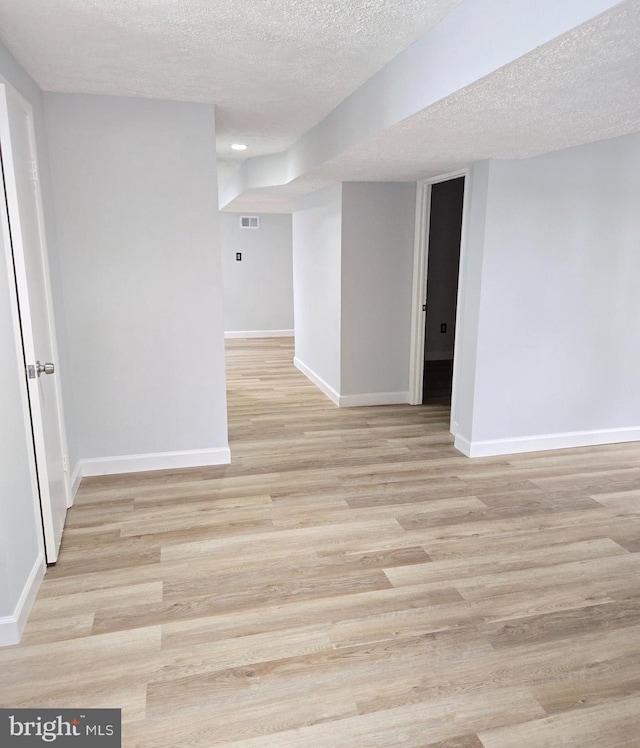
[1,337,640,746]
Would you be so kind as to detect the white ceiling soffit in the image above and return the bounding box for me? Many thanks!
[221,0,640,212]
[0,0,463,163]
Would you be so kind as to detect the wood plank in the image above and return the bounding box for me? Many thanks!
[479,693,640,748]
[480,599,640,649]
[384,538,627,588]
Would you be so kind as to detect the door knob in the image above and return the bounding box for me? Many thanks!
[36,361,55,376]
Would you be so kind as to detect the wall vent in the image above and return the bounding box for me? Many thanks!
[240,215,259,229]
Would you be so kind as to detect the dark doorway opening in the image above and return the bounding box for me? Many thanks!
[422,177,464,405]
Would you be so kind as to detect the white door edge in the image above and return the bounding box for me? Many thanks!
[408,169,469,431]
[0,81,71,562]
[21,87,73,510]
[0,109,45,565]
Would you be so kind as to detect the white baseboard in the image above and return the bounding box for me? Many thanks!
[294,357,339,406]
[455,427,640,458]
[70,461,83,499]
[225,330,294,339]
[0,553,45,647]
[79,447,231,477]
[339,392,409,407]
[293,358,408,408]
[425,353,454,361]
[454,434,473,456]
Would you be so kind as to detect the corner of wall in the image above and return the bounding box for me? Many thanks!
[0,553,45,647]
[293,357,340,406]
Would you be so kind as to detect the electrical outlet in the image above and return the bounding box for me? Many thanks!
[236,253,242,261]
[440,323,447,334]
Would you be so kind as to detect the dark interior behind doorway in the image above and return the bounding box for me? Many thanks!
[422,177,464,405]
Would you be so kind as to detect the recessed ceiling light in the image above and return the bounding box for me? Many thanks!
[231,143,248,151]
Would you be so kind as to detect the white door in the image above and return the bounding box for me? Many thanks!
[0,82,70,563]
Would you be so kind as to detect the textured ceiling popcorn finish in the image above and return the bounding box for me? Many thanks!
[221,0,640,211]
[0,0,639,212]
[0,0,463,161]
[310,2,640,181]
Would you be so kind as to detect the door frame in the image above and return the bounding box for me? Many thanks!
[0,79,72,562]
[408,169,469,421]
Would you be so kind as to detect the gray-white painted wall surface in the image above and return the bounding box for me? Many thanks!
[44,94,228,463]
[292,184,343,395]
[340,182,416,397]
[463,132,640,449]
[220,212,293,333]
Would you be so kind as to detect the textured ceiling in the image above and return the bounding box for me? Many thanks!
[0,0,463,176]
[1,0,639,212]
[225,0,640,211]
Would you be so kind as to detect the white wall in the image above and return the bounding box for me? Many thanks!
[44,94,229,473]
[292,185,343,399]
[340,182,416,401]
[292,182,415,405]
[456,132,640,456]
[220,212,293,334]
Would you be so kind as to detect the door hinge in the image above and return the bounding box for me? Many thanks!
[30,160,39,182]
[27,364,36,379]
[62,455,69,472]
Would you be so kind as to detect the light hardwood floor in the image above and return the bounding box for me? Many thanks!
[2,337,640,747]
